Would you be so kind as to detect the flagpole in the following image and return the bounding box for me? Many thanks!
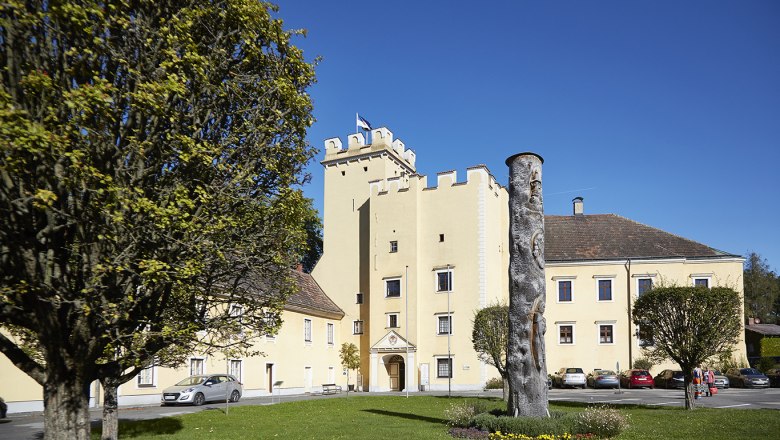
[356,112,359,134]
[405,265,409,398]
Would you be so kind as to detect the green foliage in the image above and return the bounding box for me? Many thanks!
[445,401,489,428]
[1,0,317,436]
[472,303,509,378]
[743,252,780,323]
[757,356,777,372]
[632,286,742,409]
[484,377,505,390]
[470,412,578,437]
[631,357,654,371]
[339,342,361,370]
[760,337,780,357]
[574,405,630,439]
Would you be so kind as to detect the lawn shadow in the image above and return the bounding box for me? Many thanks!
[362,409,447,425]
[91,417,184,438]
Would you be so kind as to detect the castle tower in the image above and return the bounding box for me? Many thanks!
[311,128,416,390]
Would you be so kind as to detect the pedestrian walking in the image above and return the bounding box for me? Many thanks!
[706,368,716,396]
[693,365,703,399]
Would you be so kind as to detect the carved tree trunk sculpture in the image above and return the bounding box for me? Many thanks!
[505,152,548,417]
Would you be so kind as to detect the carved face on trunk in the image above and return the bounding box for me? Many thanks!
[532,231,544,269]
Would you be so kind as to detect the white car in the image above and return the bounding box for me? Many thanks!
[553,367,587,388]
[161,374,242,405]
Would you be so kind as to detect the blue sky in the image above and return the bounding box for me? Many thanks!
[276,0,780,271]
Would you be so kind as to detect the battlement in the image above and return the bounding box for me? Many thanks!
[369,165,504,197]
[323,127,416,170]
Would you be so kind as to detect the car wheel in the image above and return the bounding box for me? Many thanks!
[193,393,205,406]
[230,390,241,403]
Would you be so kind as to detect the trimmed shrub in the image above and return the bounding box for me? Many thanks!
[470,413,578,437]
[484,377,505,390]
[574,405,630,439]
[449,427,490,439]
[631,357,654,371]
[757,356,778,372]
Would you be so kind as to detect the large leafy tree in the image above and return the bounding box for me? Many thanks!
[472,303,509,401]
[0,1,316,439]
[744,252,779,324]
[633,286,742,409]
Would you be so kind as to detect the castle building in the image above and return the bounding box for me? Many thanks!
[0,127,747,412]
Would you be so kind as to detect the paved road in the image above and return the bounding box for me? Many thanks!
[1,387,777,439]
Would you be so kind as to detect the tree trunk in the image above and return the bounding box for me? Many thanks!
[505,153,548,417]
[101,379,119,440]
[683,370,696,410]
[502,376,509,402]
[42,375,91,440]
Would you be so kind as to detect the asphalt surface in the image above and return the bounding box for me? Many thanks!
[1,387,778,439]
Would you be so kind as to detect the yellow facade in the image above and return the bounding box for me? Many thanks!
[0,126,747,412]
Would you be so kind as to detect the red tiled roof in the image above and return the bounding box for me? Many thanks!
[545,214,738,262]
[286,270,344,320]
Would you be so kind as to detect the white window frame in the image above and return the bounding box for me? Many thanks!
[327,322,335,346]
[264,311,277,341]
[384,277,402,298]
[304,318,312,344]
[434,356,453,378]
[229,359,243,382]
[387,313,399,329]
[136,364,156,388]
[435,313,453,335]
[691,274,712,288]
[556,322,575,345]
[190,357,206,376]
[434,268,454,293]
[594,276,615,302]
[553,276,576,303]
[353,320,364,335]
[596,321,616,345]
[230,303,244,335]
[635,275,656,298]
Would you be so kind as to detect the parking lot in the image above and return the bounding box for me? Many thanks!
[1,387,778,440]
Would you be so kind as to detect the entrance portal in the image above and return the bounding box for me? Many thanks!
[386,355,405,391]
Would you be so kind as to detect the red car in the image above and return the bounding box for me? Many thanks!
[620,369,655,389]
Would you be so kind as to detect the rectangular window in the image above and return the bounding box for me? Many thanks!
[439,234,445,242]
[694,278,709,288]
[436,270,453,292]
[599,324,614,344]
[230,304,244,334]
[190,358,205,376]
[137,365,154,387]
[304,319,312,342]
[558,281,572,302]
[356,293,363,304]
[390,241,398,253]
[229,359,242,382]
[353,320,364,335]
[437,358,453,378]
[327,323,334,345]
[598,279,612,301]
[386,279,401,297]
[638,278,653,296]
[388,314,398,328]
[437,315,452,335]
[559,325,573,344]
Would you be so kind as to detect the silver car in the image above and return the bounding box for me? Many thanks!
[161,374,243,405]
[553,367,587,388]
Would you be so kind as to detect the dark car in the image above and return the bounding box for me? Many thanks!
[725,368,769,389]
[762,368,780,387]
[587,369,619,389]
[620,369,655,389]
[654,370,685,389]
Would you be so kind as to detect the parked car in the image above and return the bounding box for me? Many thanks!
[586,369,619,389]
[553,367,587,388]
[725,368,769,389]
[712,370,730,389]
[620,369,655,389]
[162,374,243,405]
[654,370,685,389]
[765,369,780,387]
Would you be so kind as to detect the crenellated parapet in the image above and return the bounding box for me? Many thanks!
[322,127,416,171]
[369,165,504,199]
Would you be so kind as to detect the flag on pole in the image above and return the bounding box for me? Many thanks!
[356,113,372,131]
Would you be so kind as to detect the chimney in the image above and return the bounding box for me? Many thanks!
[572,197,584,216]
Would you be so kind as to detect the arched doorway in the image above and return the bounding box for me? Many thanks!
[385,354,405,391]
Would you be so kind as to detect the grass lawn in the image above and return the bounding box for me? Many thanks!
[101,396,780,439]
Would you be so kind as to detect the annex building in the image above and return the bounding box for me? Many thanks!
[0,127,747,412]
